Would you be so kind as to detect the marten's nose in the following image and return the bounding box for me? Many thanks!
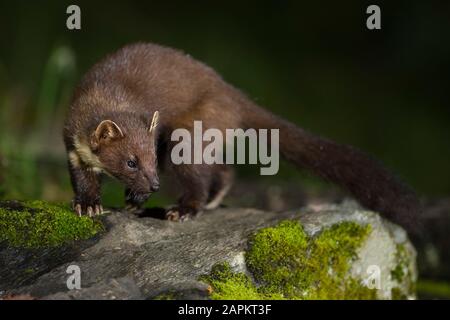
[150,184,159,192]
[150,178,160,192]
[144,172,160,192]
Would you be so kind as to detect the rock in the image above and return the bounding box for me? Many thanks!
[0,200,417,300]
[44,276,144,300]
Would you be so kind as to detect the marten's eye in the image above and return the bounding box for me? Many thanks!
[127,160,137,169]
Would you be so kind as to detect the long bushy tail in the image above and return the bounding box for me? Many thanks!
[241,103,423,237]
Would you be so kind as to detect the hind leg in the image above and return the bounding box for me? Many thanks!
[166,164,234,221]
[165,163,213,221]
[205,165,234,210]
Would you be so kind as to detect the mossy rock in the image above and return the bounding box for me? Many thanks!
[201,206,417,300]
[2,202,417,300]
[202,221,376,300]
[0,200,103,248]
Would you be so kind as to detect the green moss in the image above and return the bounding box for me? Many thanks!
[0,200,103,248]
[24,268,35,274]
[153,292,177,300]
[391,287,407,300]
[245,220,309,296]
[306,222,375,300]
[390,243,416,298]
[391,244,408,282]
[390,265,405,283]
[199,263,285,300]
[202,220,376,300]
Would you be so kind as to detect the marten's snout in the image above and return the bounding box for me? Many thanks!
[150,180,160,192]
[144,173,159,193]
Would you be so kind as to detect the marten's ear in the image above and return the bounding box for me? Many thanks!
[149,111,159,134]
[91,120,124,150]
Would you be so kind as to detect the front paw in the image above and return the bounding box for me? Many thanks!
[165,207,199,222]
[125,203,143,215]
[72,200,103,217]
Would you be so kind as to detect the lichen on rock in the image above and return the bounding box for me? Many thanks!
[0,200,103,248]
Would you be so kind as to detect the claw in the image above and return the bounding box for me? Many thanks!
[179,214,192,222]
[165,209,180,221]
[126,204,143,215]
[72,201,103,217]
[125,204,136,211]
[75,204,82,217]
[87,206,94,217]
[165,208,195,222]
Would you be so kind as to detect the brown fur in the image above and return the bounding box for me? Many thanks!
[64,43,421,234]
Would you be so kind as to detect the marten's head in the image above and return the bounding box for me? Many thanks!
[83,111,160,203]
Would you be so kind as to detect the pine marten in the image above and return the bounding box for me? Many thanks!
[63,42,421,234]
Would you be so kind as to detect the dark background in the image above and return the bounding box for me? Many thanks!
[0,0,449,204]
